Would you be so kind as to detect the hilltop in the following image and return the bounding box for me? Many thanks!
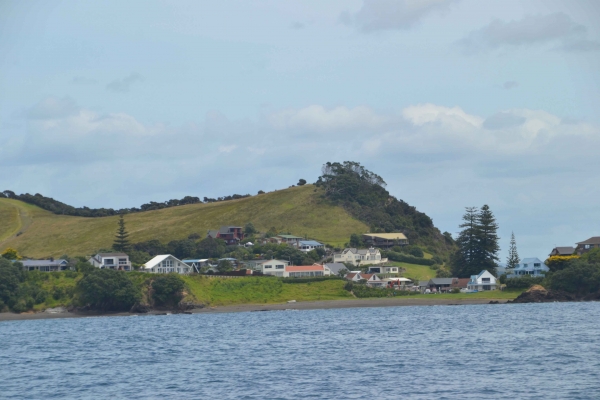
[0,185,369,258]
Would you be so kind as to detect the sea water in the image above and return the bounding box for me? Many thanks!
[1,302,599,399]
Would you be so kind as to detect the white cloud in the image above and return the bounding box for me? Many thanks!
[341,0,457,32]
[459,12,600,54]
[22,96,79,120]
[269,105,390,132]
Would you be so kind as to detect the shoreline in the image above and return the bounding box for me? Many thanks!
[0,297,507,322]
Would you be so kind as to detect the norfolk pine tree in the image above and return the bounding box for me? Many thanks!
[506,232,520,271]
[113,214,131,252]
[476,204,500,276]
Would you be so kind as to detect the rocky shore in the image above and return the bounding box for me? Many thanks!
[509,285,600,303]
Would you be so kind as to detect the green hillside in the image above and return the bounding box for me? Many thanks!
[0,185,369,258]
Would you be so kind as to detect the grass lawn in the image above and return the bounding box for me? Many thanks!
[0,185,369,258]
[182,276,352,306]
[387,261,436,281]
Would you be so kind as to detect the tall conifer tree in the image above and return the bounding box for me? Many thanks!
[506,232,520,270]
[476,204,500,275]
[450,207,479,277]
[113,215,131,252]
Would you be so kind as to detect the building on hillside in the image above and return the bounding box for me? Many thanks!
[508,257,549,278]
[323,262,348,276]
[88,252,132,271]
[143,254,191,274]
[362,233,408,248]
[367,265,399,275]
[182,259,211,273]
[427,278,454,293]
[333,247,386,266]
[467,270,497,291]
[344,272,384,287]
[295,240,325,253]
[575,237,600,256]
[247,259,290,277]
[286,264,329,278]
[274,235,304,246]
[207,226,244,245]
[21,259,69,272]
[549,246,575,257]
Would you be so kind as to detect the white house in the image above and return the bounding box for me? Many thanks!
[295,240,325,253]
[143,255,191,274]
[467,270,497,291]
[182,259,211,273]
[286,264,329,278]
[88,252,132,271]
[254,259,290,277]
[367,265,399,275]
[21,259,69,272]
[508,257,549,278]
[344,272,384,287]
[333,248,386,267]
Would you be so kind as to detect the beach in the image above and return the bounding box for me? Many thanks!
[0,297,505,322]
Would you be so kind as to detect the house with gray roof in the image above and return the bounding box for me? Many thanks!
[88,252,132,271]
[427,278,454,292]
[21,259,69,272]
[508,257,549,278]
[549,246,575,257]
[575,237,600,256]
[323,262,349,276]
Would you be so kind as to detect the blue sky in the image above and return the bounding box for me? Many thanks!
[1,0,599,259]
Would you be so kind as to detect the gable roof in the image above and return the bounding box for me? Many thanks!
[144,254,183,269]
[277,234,304,239]
[346,273,358,280]
[298,240,323,246]
[577,237,600,245]
[552,246,575,255]
[324,263,347,275]
[418,280,429,287]
[95,252,128,257]
[452,278,470,288]
[207,230,219,238]
[219,226,242,234]
[429,278,453,285]
[21,259,68,267]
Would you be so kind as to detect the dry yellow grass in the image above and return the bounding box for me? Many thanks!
[0,185,368,258]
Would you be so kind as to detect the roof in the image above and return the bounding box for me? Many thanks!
[324,263,348,274]
[277,235,304,239]
[144,254,182,269]
[346,273,358,279]
[577,237,600,245]
[452,278,470,288]
[219,226,242,234]
[182,259,209,263]
[385,277,412,282]
[95,252,128,257]
[21,259,67,267]
[360,273,374,280]
[418,280,429,287]
[298,240,323,246]
[552,246,575,255]
[207,230,218,238]
[259,259,289,265]
[429,278,453,285]
[363,233,408,240]
[286,265,324,272]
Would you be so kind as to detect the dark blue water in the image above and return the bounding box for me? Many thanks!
[1,302,599,399]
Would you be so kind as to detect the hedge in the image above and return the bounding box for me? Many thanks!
[385,251,435,266]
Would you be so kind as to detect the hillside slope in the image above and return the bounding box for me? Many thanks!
[0,185,369,258]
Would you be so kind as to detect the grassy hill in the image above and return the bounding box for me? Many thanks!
[0,185,369,258]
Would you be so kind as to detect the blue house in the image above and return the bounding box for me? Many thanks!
[509,257,549,278]
[295,240,325,253]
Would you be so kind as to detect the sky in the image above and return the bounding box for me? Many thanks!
[1,0,599,260]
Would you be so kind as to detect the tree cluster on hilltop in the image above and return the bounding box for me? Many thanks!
[315,161,455,256]
[0,190,250,218]
[450,205,500,278]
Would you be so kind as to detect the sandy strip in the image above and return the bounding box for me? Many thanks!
[0,298,507,322]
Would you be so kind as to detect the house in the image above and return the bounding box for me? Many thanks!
[182,259,211,273]
[88,252,132,271]
[418,280,430,292]
[385,277,413,288]
[286,264,329,278]
[508,257,549,278]
[575,237,600,255]
[367,265,399,275]
[207,226,244,245]
[467,270,497,291]
[362,233,408,248]
[333,247,386,266]
[451,278,470,290]
[344,272,384,287]
[549,246,575,257]
[274,235,304,246]
[428,278,454,293]
[249,259,290,276]
[21,259,69,272]
[323,262,349,276]
[142,254,191,274]
[295,240,325,253]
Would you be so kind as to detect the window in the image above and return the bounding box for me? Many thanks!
[265,265,272,269]
[104,259,114,265]
[585,245,590,249]
[276,265,284,269]
[119,258,127,265]
[483,285,491,291]
[163,259,173,268]
[482,278,490,283]
[534,263,541,267]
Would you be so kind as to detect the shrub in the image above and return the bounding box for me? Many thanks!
[548,260,600,296]
[77,269,141,311]
[385,251,435,266]
[505,276,545,289]
[151,274,185,306]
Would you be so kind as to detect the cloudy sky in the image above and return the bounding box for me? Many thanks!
[1,0,599,259]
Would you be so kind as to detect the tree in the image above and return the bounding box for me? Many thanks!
[451,205,499,278]
[1,247,20,260]
[113,215,131,252]
[77,269,141,311]
[151,274,185,306]
[506,232,520,270]
[297,179,307,186]
[0,258,23,310]
[349,233,364,248]
[244,222,257,235]
[196,237,226,258]
[216,260,233,274]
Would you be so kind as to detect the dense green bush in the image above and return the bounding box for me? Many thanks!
[151,274,185,306]
[77,269,141,311]
[548,260,600,296]
[385,251,435,266]
[505,276,545,289]
[0,258,23,310]
[344,282,418,298]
